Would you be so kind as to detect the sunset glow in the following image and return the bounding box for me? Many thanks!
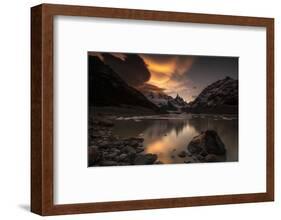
[140,55,196,101]
[89,52,238,102]
[88,52,239,167]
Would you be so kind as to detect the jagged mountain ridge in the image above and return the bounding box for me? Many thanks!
[141,91,189,112]
[186,76,238,114]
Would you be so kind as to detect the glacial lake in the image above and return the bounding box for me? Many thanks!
[111,114,238,164]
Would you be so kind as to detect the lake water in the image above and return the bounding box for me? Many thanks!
[111,114,238,164]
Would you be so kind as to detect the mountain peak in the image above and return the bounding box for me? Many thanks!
[141,90,188,112]
[186,77,238,114]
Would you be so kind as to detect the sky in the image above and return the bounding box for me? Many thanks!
[89,52,238,102]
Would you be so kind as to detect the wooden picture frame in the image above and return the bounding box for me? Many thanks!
[31,3,274,216]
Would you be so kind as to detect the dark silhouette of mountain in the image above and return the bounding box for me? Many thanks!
[88,56,160,112]
[186,77,238,114]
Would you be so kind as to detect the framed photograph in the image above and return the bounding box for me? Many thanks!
[31,4,274,215]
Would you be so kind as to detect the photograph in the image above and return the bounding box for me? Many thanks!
[88,52,238,167]
[29,3,274,215]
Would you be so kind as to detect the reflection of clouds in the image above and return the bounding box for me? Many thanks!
[144,118,238,163]
[143,120,188,140]
[145,139,173,164]
[112,117,238,163]
[143,120,197,163]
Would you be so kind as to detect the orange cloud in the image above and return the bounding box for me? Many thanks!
[149,71,170,85]
[143,58,176,76]
[141,55,195,98]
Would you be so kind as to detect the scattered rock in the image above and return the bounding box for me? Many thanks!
[100,160,118,166]
[200,150,208,157]
[127,152,137,161]
[136,147,144,153]
[88,118,159,166]
[129,137,144,142]
[205,154,219,162]
[88,146,101,165]
[99,141,109,148]
[118,162,130,166]
[123,146,136,154]
[197,155,205,161]
[107,152,118,159]
[113,149,121,154]
[134,154,157,165]
[118,153,127,161]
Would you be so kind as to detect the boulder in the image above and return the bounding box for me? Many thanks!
[187,130,226,155]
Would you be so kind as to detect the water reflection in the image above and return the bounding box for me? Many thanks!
[112,114,238,164]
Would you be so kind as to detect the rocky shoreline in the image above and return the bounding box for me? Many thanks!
[88,117,226,166]
[88,117,161,166]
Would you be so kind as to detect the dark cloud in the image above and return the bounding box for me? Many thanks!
[101,53,151,87]
[136,83,166,93]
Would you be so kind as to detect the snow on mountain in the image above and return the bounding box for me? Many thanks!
[142,91,189,112]
[186,76,238,114]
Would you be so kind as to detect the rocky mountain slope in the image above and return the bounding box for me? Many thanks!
[142,91,189,112]
[186,77,238,114]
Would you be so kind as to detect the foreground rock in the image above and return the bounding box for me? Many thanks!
[88,117,160,166]
[187,130,226,162]
[205,154,220,162]
[134,154,157,165]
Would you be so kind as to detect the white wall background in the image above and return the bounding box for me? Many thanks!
[0,0,279,219]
